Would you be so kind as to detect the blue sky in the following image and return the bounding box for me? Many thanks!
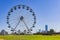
[0,0,60,33]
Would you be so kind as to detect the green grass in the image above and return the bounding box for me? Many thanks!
[0,35,60,40]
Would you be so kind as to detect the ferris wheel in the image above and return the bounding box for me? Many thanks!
[7,4,36,34]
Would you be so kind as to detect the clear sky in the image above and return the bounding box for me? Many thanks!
[0,0,60,33]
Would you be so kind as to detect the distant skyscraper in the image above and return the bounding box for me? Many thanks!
[45,25,48,32]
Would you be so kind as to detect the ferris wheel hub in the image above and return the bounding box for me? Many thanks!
[20,16,24,21]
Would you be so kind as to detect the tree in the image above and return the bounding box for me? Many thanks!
[0,29,8,35]
[49,29,55,34]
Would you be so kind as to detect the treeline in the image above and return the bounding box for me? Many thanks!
[0,29,60,35]
[33,29,60,35]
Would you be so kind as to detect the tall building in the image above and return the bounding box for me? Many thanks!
[45,25,48,32]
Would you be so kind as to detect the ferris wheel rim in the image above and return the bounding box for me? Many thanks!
[7,4,36,33]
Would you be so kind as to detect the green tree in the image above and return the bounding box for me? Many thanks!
[49,29,54,33]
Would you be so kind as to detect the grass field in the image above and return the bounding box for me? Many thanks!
[0,35,60,40]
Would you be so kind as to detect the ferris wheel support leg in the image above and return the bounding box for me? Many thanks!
[22,20,32,34]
